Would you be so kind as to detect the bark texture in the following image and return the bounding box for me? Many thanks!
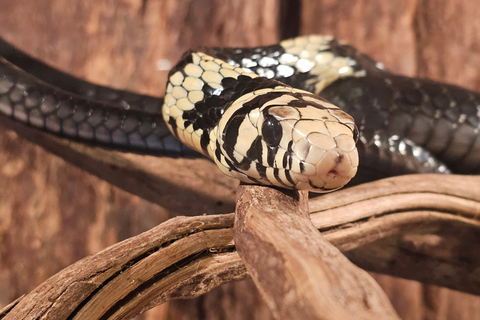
[1,175,480,319]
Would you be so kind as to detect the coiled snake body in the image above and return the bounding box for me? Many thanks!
[0,35,479,191]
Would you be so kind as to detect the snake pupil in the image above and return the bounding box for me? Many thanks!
[262,115,282,147]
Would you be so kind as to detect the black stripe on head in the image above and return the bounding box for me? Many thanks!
[273,168,289,187]
[267,146,277,167]
[256,162,267,179]
[287,140,294,169]
[246,136,263,163]
[222,114,246,158]
[168,117,178,135]
[215,140,222,162]
[299,162,305,173]
[200,131,210,154]
[284,170,295,185]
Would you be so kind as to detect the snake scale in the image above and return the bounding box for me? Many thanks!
[1,35,479,192]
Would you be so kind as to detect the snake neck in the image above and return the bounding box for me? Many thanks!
[162,51,287,158]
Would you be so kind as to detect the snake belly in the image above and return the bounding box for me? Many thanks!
[162,51,358,192]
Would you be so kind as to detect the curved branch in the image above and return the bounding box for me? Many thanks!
[234,185,399,320]
[2,174,480,319]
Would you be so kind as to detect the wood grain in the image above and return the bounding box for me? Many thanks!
[234,185,399,320]
[2,174,480,319]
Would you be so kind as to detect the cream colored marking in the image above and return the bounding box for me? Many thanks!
[274,148,287,167]
[293,36,308,47]
[233,149,245,163]
[334,135,356,152]
[308,132,336,150]
[169,71,184,86]
[293,120,329,141]
[262,95,297,109]
[177,98,195,111]
[301,162,316,175]
[169,105,183,118]
[172,86,187,99]
[244,162,262,180]
[209,82,223,90]
[277,169,291,186]
[188,90,204,104]
[219,68,241,78]
[186,124,195,134]
[202,70,223,84]
[265,168,279,186]
[184,63,203,78]
[248,107,261,127]
[232,118,259,157]
[269,106,301,120]
[325,121,353,137]
[298,108,334,121]
[293,138,310,161]
[183,130,194,148]
[278,120,297,149]
[175,116,186,130]
[166,83,173,93]
[199,59,221,73]
[192,129,204,153]
[191,52,201,65]
[182,76,204,91]
[162,107,169,120]
[305,146,326,166]
[315,52,334,65]
[164,93,176,107]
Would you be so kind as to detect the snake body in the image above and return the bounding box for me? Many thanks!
[1,35,479,190]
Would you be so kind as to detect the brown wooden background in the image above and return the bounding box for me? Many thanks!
[1,1,480,319]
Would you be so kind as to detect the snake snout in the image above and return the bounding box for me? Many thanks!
[290,117,358,192]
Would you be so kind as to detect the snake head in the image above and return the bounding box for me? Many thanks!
[213,87,359,192]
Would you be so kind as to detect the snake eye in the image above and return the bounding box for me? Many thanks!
[262,115,282,147]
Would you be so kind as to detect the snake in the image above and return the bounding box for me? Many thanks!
[1,35,479,192]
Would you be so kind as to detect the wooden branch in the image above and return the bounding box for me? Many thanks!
[2,174,480,319]
[233,185,399,320]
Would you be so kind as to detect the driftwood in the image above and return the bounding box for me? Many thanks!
[2,173,479,319]
[234,186,399,320]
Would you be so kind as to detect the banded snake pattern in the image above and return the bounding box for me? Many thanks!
[0,35,479,192]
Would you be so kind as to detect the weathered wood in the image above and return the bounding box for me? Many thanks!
[234,185,399,320]
[2,174,480,319]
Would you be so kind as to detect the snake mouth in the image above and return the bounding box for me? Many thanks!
[289,129,359,192]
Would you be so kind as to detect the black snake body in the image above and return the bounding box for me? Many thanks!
[1,35,479,187]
